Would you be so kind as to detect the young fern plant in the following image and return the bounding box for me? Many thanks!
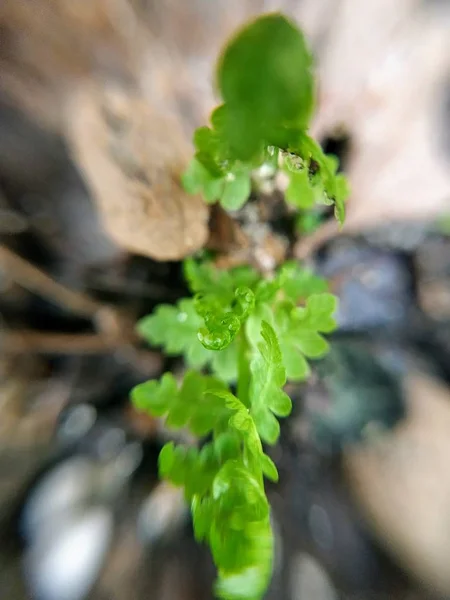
[131,12,349,600]
[132,260,337,599]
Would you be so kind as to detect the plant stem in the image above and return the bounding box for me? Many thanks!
[237,330,251,408]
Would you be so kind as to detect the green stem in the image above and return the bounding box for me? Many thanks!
[237,330,251,408]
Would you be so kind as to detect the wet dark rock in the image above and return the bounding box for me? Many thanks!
[363,222,431,252]
[415,237,450,320]
[308,342,406,454]
[317,239,414,333]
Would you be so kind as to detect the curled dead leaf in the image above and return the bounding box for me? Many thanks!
[312,0,450,228]
[344,374,450,596]
[65,83,209,260]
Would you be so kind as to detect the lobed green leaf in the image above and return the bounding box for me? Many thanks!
[246,292,337,382]
[132,370,229,437]
[217,14,314,160]
[137,296,240,382]
[249,321,292,444]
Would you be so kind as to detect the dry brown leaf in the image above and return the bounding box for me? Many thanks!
[312,0,450,229]
[344,374,450,596]
[65,83,209,260]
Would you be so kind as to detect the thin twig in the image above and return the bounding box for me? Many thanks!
[293,219,340,259]
[0,245,103,318]
[0,330,128,354]
[0,245,140,347]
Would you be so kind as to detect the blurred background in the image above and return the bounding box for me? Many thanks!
[1,1,450,599]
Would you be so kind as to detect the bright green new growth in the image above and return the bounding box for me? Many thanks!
[139,258,335,384]
[132,258,337,599]
[132,12,345,600]
[182,13,349,222]
[132,325,283,600]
